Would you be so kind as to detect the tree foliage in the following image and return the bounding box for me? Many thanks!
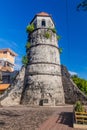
[59,48,63,54]
[77,0,87,11]
[44,31,51,39]
[57,35,62,40]
[26,24,35,33]
[71,75,87,95]
[51,28,57,33]
[22,56,28,67]
[25,42,31,49]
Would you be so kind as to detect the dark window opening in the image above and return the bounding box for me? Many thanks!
[2,75,10,83]
[4,62,6,67]
[0,61,2,65]
[39,100,43,106]
[42,20,46,27]
[10,53,14,57]
[7,63,9,66]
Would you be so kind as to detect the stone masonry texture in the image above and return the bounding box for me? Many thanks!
[0,65,87,106]
[21,28,65,106]
[61,65,87,105]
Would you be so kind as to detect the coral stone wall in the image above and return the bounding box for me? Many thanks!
[29,29,58,46]
[21,28,65,106]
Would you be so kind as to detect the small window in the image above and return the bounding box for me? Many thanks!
[4,62,6,67]
[42,20,46,27]
[10,53,14,57]
[7,62,10,67]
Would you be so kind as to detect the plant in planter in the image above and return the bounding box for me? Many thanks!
[44,31,51,39]
[74,101,85,112]
[26,23,35,33]
[73,101,87,128]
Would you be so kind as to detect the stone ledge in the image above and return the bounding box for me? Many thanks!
[73,123,87,129]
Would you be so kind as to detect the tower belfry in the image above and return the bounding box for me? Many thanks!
[21,12,65,106]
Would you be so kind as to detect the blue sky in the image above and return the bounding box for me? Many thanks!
[0,0,87,79]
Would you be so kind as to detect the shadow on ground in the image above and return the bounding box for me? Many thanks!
[56,112,73,127]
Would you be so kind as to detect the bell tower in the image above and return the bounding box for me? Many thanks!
[21,12,65,106]
[30,12,55,29]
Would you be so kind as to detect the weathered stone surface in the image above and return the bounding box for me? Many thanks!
[0,66,25,106]
[29,46,60,64]
[61,65,87,105]
[29,29,58,46]
[21,27,65,106]
[27,64,61,75]
[21,14,65,106]
[21,75,64,105]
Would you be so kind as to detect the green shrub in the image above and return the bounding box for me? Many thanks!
[25,42,31,49]
[71,75,87,95]
[59,48,63,54]
[26,24,34,33]
[22,56,28,67]
[44,32,51,39]
[51,28,57,33]
[57,35,61,40]
[74,101,85,112]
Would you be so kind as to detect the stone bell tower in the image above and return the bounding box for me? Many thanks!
[21,12,65,106]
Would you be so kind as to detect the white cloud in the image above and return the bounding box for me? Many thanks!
[0,38,23,71]
[0,38,24,56]
[0,38,10,45]
[15,56,22,62]
[0,38,18,50]
[14,56,22,70]
[69,71,78,76]
[14,64,22,70]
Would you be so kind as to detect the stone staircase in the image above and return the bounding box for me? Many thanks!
[0,66,25,106]
[61,65,87,105]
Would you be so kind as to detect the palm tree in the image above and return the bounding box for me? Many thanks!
[77,0,87,11]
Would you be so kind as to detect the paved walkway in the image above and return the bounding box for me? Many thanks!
[0,105,87,130]
[37,106,87,130]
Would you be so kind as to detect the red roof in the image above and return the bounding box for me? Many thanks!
[0,84,10,90]
[37,12,49,17]
[0,48,17,56]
